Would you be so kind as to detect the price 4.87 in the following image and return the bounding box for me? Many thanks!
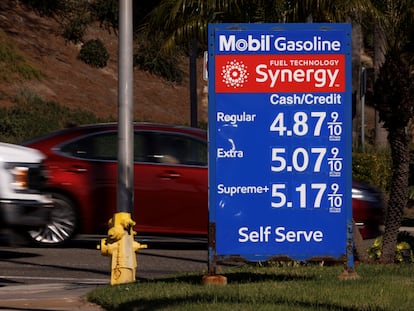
[269,111,343,137]
[270,111,326,136]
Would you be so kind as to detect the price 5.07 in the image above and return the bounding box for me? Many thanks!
[271,147,326,172]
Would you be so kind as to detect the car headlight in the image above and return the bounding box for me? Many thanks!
[5,162,47,193]
[351,188,363,200]
[10,165,30,191]
[352,187,379,202]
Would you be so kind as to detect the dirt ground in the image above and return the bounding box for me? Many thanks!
[0,1,208,125]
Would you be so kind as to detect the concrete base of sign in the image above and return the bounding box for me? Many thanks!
[202,274,228,285]
[338,270,360,280]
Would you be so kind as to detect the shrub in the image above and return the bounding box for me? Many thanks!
[367,231,414,263]
[352,149,392,194]
[0,88,106,144]
[89,0,118,31]
[134,38,185,83]
[62,16,89,44]
[78,39,109,68]
[20,0,64,16]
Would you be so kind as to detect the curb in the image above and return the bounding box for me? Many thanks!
[0,283,106,311]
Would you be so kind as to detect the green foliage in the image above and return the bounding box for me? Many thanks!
[367,231,414,263]
[78,39,109,68]
[409,186,414,201]
[373,51,414,131]
[134,37,185,83]
[0,88,105,144]
[58,0,92,44]
[20,0,64,16]
[89,0,118,31]
[62,16,90,44]
[0,29,44,82]
[352,150,392,194]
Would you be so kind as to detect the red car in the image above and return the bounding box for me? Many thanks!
[24,123,383,245]
[351,180,384,239]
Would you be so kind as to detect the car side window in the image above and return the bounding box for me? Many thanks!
[93,134,118,159]
[59,130,207,166]
[60,132,118,160]
[143,132,207,166]
[134,132,148,162]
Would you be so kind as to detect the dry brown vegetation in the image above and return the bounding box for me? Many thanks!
[0,1,208,125]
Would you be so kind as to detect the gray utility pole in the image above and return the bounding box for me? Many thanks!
[98,0,140,286]
[360,67,366,151]
[117,0,134,214]
[190,38,198,127]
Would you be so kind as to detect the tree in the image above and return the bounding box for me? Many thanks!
[142,0,414,263]
[293,0,414,265]
[284,0,383,262]
[139,0,250,125]
[372,0,414,263]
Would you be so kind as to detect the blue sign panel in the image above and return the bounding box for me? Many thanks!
[208,23,352,261]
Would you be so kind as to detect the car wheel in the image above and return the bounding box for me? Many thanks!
[27,193,78,246]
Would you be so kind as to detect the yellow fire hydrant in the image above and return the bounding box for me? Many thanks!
[98,212,147,285]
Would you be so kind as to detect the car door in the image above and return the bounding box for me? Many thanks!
[133,131,208,235]
[58,131,119,232]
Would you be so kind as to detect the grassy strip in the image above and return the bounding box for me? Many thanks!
[87,263,414,310]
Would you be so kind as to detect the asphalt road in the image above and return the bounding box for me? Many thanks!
[0,232,209,287]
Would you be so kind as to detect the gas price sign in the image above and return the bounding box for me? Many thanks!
[208,23,352,261]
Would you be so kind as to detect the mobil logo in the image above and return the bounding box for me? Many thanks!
[215,54,345,93]
[219,34,273,52]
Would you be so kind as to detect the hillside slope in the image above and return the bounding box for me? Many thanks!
[0,1,208,125]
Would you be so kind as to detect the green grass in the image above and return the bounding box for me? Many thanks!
[0,29,44,81]
[87,263,414,310]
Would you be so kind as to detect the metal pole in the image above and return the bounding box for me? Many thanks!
[360,67,366,152]
[190,37,198,127]
[97,1,143,286]
[117,0,134,214]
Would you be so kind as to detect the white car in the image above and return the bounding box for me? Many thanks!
[0,142,53,233]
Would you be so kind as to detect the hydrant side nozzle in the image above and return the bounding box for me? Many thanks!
[133,241,148,252]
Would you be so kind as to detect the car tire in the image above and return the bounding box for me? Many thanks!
[27,193,78,246]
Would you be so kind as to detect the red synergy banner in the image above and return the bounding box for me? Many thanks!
[215,54,346,93]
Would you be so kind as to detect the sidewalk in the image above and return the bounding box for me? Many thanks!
[0,283,106,311]
[1,228,412,310]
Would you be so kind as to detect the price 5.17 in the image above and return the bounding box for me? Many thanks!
[271,183,327,208]
[271,147,326,172]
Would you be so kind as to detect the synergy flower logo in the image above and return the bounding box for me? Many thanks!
[221,59,249,88]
